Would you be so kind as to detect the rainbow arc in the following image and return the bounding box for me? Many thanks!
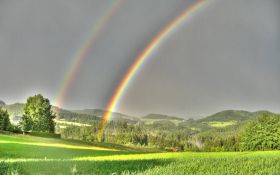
[98,0,208,139]
[55,0,125,109]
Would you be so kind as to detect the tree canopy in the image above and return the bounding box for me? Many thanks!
[240,113,280,151]
[21,94,55,133]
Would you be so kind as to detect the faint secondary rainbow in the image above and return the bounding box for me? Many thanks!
[98,0,208,137]
[55,0,125,109]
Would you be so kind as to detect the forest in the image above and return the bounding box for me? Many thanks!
[60,112,280,152]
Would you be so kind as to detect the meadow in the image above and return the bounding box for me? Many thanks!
[1,134,280,175]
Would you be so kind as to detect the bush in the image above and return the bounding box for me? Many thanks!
[9,125,22,133]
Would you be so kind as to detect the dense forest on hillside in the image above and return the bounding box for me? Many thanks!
[60,111,280,152]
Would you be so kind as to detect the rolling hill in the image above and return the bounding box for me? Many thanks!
[2,103,24,124]
[183,110,280,131]
[73,109,140,123]
[141,114,185,126]
[0,100,5,107]
[3,102,280,131]
[3,103,100,124]
[200,110,280,122]
[142,114,184,121]
[3,103,139,124]
[199,110,252,122]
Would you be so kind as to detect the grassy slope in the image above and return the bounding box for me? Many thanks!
[0,134,162,174]
[1,134,280,175]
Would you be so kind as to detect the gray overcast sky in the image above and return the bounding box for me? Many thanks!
[0,0,279,118]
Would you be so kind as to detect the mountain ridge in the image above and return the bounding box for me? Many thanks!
[0,100,6,107]
[142,113,185,121]
[3,103,280,128]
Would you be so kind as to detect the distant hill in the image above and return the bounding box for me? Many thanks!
[4,102,280,131]
[199,110,253,122]
[3,103,138,124]
[185,110,280,131]
[0,100,6,107]
[53,107,100,123]
[3,103,24,124]
[199,110,280,122]
[4,103,24,114]
[3,103,99,124]
[142,114,184,121]
[141,114,185,126]
[73,109,140,123]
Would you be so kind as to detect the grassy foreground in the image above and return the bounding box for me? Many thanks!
[1,134,280,175]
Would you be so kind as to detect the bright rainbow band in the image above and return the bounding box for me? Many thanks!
[55,0,125,109]
[98,0,208,139]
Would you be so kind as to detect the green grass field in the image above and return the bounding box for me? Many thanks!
[205,120,238,128]
[1,134,280,175]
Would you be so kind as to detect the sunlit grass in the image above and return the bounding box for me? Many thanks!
[0,140,117,151]
[74,151,280,161]
[2,134,280,174]
[206,120,237,128]
[54,119,92,127]
[127,154,280,175]
[0,134,126,160]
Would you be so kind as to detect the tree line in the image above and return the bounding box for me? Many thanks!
[60,112,280,152]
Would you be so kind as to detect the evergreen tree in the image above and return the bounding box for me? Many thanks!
[21,94,55,133]
[0,108,10,131]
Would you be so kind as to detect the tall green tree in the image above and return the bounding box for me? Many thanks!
[21,94,55,133]
[0,108,10,131]
[240,113,280,151]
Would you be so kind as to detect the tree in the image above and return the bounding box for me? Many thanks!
[240,113,280,151]
[21,94,55,133]
[0,108,10,131]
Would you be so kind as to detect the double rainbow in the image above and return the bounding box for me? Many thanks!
[98,0,208,138]
[55,0,125,109]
